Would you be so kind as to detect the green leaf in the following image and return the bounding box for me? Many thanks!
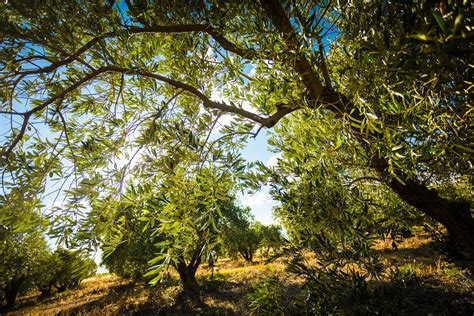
[431,9,449,34]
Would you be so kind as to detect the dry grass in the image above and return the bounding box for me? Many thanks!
[6,258,286,316]
[9,275,129,315]
[6,236,474,315]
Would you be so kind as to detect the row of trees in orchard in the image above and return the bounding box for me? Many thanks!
[220,213,285,263]
[101,192,285,283]
[0,204,96,309]
[1,0,472,312]
[90,105,285,296]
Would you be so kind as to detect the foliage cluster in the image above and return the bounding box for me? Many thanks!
[1,219,95,309]
[37,248,97,297]
[247,274,285,315]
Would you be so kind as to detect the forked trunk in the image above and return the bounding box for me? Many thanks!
[239,249,253,263]
[174,260,206,310]
[177,266,199,295]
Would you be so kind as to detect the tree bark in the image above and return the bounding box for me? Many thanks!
[176,264,199,295]
[385,175,474,259]
[4,277,24,309]
[351,102,474,259]
[38,283,53,300]
[174,255,206,309]
[326,89,474,260]
[239,249,253,263]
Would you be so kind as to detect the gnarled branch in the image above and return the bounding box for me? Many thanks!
[1,66,298,158]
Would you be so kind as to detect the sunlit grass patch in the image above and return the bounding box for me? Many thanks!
[8,237,474,316]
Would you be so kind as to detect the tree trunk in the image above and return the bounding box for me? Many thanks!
[39,284,53,300]
[4,277,24,309]
[386,176,474,259]
[177,265,199,295]
[239,249,253,263]
[327,90,474,260]
[5,288,17,309]
[174,259,206,310]
[55,284,67,293]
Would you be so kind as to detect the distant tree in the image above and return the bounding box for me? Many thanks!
[221,216,262,263]
[0,193,48,309]
[52,248,96,292]
[0,229,49,309]
[256,223,285,258]
[101,188,253,296]
[221,219,286,262]
[34,251,62,299]
[0,190,95,307]
[100,196,162,281]
[33,248,96,298]
[99,169,242,304]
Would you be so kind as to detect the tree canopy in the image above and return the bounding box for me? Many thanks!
[1,0,472,264]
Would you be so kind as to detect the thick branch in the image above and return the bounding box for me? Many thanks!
[1,67,118,158]
[260,0,325,100]
[12,37,103,78]
[128,68,290,126]
[317,37,332,88]
[126,25,259,58]
[259,1,473,255]
[2,112,31,159]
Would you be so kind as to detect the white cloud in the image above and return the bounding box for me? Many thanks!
[239,185,279,225]
[205,47,217,61]
[266,152,282,168]
[216,113,234,129]
[208,89,234,130]
[209,89,259,132]
[241,100,254,112]
[43,201,64,214]
[242,190,272,208]
[249,65,256,77]
[210,89,225,103]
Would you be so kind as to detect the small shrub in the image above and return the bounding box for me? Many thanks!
[247,275,285,315]
[387,263,422,289]
[435,259,470,281]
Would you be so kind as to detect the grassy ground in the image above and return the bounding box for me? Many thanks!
[5,235,474,315]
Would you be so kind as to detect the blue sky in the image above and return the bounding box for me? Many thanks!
[239,131,279,225]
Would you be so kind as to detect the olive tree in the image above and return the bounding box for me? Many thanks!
[100,195,163,281]
[256,223,285,258]
[1,0,471,261]
[221,218,262,263]
[0,213,47,309]
[0,230,49,309]
[0,191,49,309]
[33,248,96,298]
